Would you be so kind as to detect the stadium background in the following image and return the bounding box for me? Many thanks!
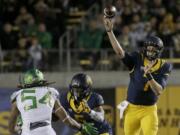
[0,0,179,135]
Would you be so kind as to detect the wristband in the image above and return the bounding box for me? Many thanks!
[146,73,153,81]
[62,115,70,122]
[55,106,63,113]
[106,30,112,33]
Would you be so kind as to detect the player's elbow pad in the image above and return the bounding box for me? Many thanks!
[89,110,104,122]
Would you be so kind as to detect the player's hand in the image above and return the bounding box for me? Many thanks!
[15,122,22,135]
[80,122,99,135]
[82,100,91,113]
[15,115,22,134]
[103,16,113,32]
[15,125,22,135]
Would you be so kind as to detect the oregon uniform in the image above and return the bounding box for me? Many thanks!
[12,87,59,135]
[60,73,112,135]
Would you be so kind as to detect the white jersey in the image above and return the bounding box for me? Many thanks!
[11,86,59,135]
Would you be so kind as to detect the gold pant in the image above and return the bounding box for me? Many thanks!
[124,103,158,135]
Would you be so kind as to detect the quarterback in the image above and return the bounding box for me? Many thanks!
[104,17,172,135]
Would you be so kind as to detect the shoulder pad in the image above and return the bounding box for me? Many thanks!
[94,93,104,106]
[161,62,173,75]
[10,90,21,103]
[48,87,60,99]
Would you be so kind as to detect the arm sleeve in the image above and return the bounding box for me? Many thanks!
[89,93,105,122]
[95,94,104,107]
[157,63,173,89]
[121,52,139,70]
[59,92,66,106]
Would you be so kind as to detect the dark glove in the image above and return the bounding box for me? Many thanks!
[80,122,99,135]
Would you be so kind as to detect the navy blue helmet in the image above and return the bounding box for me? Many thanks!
[143,36,164,60]
[69,73,93,102]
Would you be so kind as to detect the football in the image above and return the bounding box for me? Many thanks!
[104,5,117,18]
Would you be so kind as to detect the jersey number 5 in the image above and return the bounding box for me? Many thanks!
[21,89,52,111]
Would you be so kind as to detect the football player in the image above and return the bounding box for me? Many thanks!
[104,17,172,135]
[58,73,113,135]
[8,69,98,135]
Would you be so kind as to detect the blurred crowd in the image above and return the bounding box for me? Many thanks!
[77,0,180,70]
[0,0,97,71]
[0,0,179,71]
[112,0,180,51]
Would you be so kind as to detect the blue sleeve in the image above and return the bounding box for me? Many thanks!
[94,93,104,108]
[157,63,172,89]
[122,52,139,70]
[59,92,67,107]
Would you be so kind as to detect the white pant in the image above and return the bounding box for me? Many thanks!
[21,125,56,135]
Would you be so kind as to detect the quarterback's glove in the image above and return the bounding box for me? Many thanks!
[80,122,98,135]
